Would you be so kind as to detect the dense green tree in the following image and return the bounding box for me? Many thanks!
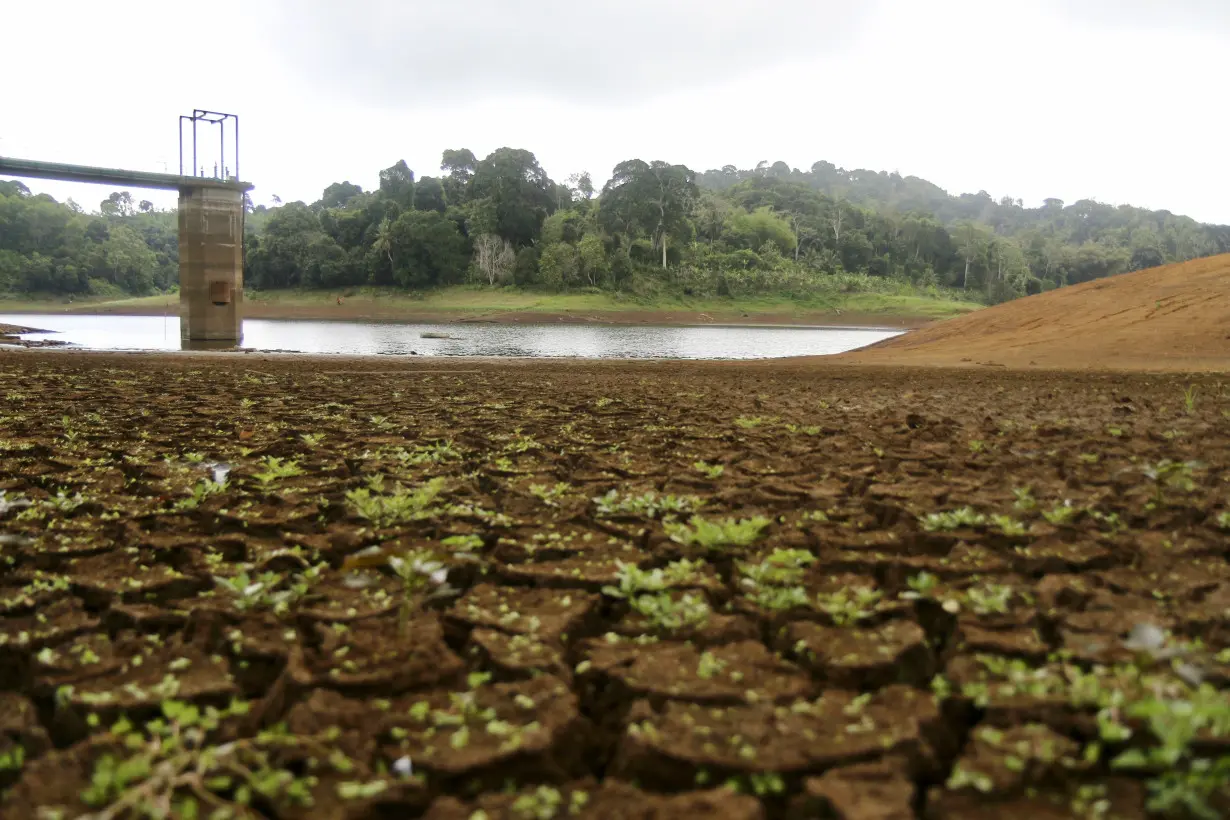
[100,191,136,218]
[538,242,579,289]
[320,181,364,210]
[387,210,469,288]
[440,148,477,205]
[599,160,697,268]
[413,177,448,213]
[3,147,1228,302]
[724,207,797,256]
[468,148,556,248]
[378,160,415,209]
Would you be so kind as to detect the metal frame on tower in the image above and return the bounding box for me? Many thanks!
[178,110,239,180]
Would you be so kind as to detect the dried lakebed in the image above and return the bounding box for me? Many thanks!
[1,351,1229,818]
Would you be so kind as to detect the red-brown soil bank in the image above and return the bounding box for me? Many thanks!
[835,253,1230,371]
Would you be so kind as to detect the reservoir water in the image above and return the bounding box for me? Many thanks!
[0,314,902,360]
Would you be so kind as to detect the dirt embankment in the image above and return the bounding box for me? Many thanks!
[829,253,1230,371]
[0,323,48,336]
[58,299,929,329]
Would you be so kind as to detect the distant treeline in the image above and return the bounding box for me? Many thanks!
[3,152,1228,303]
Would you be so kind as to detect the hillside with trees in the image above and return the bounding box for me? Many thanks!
[3,152,1227,307]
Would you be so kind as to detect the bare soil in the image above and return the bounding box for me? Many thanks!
[836,253,1230,371]
[1,350,1228,817]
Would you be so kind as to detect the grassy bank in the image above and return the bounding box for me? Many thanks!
[0,285,983,327]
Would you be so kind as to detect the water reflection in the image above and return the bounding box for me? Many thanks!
[0,314,903,360]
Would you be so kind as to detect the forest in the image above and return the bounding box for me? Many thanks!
[2,151,1228,304]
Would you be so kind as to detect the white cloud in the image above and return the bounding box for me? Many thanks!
[2,0,1227,224]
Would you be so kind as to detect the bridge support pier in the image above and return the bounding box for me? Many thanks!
[178,186,244,344]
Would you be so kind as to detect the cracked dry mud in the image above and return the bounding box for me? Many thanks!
[1,351,1230,819]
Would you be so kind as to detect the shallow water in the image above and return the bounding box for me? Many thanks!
[0,314,902,360]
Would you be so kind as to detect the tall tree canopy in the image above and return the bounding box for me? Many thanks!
[3,150,1227,303]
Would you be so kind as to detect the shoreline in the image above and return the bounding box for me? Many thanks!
[0,302,931,330]
[1,345,1225,374]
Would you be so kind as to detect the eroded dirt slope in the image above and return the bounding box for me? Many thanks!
[1,351,1230,818]
[837,253,1230,371]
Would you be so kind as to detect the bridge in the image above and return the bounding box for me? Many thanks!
[0,111,253,345]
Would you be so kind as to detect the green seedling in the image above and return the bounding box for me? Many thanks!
[393,440,460,465]
[816,586,882,626]
[252,456,305,486]
[528,482,572,507]
[692,461,725,479]
[0,744,23,772]
[1143,459,1201,507]
[73,699,360,818]
[920,507,986,532]
[697,651,727,680]
[627,591,712,632]
[172,478,227,513]
[1012,487,1036,511]
[602,559,705,599]
[441,534,484,552]
[1041,503,1079,526]
[300,432,325,447]
[593,490,702,519]
[345,477,446,528]
[738,549,815,589]
[1110,685,1230,819]
[664,515,771,551]
[511,785,573,819]
[724,772,787,796]
[900,572,939,601]
[990,514,1027,536]
[386,548,453,631]
[213,565,323,615]
[1183,385,1198,414]
[733,416,768,429]
[962,584,1014,615]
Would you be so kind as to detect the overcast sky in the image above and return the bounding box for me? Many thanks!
[4,0,1228,223]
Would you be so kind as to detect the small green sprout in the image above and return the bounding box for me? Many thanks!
[816,587,882,626]
[345,477,446,528]
[900,572,938,601]
[528,482,572,507]
[602,559,704,599]
[172,478,227,512]
[627,592,711,632]
[664,515,771,551]
[920,507,986,532]
[593,490,703,519]
[990,514,1027,536]
[1012,487,1036,511]
[252,457,305,486]
[1183,385,1198,414]
[1143,459,1201,506]
[697,651,727,680]
[1042,503,1079,526]
[692,461,725,479]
